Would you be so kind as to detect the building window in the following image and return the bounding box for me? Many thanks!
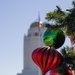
[34,32,39,36]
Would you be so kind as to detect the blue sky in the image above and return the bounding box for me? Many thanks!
[0,0,73,75]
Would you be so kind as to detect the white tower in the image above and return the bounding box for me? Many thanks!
[17,21,45,75]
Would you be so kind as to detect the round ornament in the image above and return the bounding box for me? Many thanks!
[43,29,65,49]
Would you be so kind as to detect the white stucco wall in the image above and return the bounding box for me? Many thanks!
[17,22,45,75]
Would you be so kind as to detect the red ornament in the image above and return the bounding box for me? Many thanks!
[32,46,63,75]
[67,68,73,75]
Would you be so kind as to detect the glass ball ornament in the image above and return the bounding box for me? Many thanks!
[43,29,65,49]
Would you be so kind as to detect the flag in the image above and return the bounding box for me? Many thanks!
[38,13,42,30]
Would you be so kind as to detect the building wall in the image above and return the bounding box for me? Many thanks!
[17,22,45,75]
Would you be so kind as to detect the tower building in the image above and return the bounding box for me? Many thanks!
[17,21,45,75]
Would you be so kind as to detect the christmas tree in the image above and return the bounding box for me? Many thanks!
[44,0,75,75]
[32,0,75,75]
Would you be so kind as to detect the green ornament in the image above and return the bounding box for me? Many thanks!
[43,29,65,49]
